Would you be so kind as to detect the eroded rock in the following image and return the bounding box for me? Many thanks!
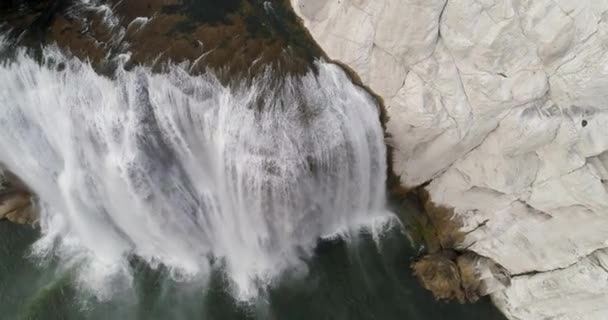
[413,251,509,304]
[413,251,466,303]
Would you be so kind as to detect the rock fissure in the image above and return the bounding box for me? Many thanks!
[510,247,608,279]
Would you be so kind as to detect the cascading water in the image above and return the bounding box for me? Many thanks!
[0,45,389,300]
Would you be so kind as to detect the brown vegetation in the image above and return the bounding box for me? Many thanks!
[407,188,510,303]
[1,0,323,78]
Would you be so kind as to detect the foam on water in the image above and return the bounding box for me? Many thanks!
[0,45,388,300]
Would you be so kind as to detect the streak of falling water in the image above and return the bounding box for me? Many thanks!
[0,46,389,300]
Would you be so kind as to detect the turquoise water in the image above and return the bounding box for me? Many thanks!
[0,222,505,320]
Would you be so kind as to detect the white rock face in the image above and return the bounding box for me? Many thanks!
[291,0,608,319]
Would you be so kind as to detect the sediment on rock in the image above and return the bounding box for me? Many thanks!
[417,188,464,250]
[408,187,511,303]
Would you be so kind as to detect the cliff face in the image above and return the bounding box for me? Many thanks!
[291,0,608,319]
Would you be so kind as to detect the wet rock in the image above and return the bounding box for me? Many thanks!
[413,250,511,304]
[418,189,464,251]
[0,171,37,225]
[413,251,466,303]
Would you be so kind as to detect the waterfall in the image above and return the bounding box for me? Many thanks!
[0,46,388,300]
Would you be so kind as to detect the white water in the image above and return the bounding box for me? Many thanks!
[0,47,388,300]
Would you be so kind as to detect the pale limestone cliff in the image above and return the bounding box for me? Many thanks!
[291,0,608,319]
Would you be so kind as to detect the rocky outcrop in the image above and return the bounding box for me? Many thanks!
[413,251,467,302]
[413,251,510,303]
[0,170,37,224]
[291,0,608,319]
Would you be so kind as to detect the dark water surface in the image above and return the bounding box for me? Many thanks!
[0,222,505,320]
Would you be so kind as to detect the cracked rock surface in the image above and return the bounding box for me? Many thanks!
[291,0,608,318]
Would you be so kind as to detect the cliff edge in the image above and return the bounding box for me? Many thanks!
[290,0,608,319]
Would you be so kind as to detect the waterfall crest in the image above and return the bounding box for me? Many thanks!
[0,46,388,299]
